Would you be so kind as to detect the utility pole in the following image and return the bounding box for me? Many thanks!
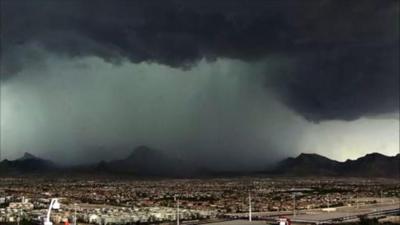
[17,209,20,225]
[175,195,180,225]
[278,199,281,213]
[74,203,77,225]
[356,194,359,209]
[327,194,330,211]
[248,192,252,222]
[293,194,296,217]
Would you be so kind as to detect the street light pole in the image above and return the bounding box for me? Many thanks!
[44,198,60,225]
[248,192,252,222]
[175,195,180,225]
[17,209,20,225]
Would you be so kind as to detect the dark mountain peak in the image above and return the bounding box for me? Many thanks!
[269,152,399,178]
[341,152,399,177]
[348,152,389,163]
[133,145,154,154]
[95,160,109,172]
[295,153,338,163]
[18,152,38,161]
[0,152,56,176]
[297,153,325,159]
[127,145,163,159]
[362,152,386,159]
[98,145,191,177]
[271,152,341,176]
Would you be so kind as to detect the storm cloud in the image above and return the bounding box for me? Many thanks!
[1,57,305,167]
[0,0,399,166]
[2,56,397,168]
[2,0,399,121]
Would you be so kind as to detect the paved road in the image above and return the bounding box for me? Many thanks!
[222,200,400,224]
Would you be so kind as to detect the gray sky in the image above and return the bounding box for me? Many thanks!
[0,0,398,170]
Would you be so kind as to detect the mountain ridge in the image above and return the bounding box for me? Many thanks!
[0,149,399,178]
[98,146,193,177]
[0,152,57,175]
[271,152,399,178]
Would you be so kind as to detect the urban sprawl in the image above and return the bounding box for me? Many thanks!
[0,178,399,224]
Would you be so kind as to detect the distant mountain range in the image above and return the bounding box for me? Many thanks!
[94,145,195,176]
[269,152,400,178]
[0,147,399,178]
[0,152,57,175]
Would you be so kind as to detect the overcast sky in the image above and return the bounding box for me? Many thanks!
[0,0,399,169]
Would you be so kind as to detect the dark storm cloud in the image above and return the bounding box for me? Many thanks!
[269,46,399,121]
[1,0,399,121]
